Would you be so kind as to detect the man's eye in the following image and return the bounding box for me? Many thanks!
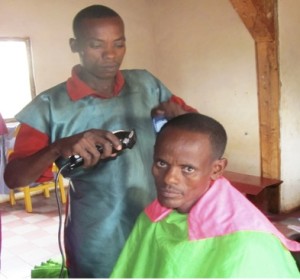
[182,166,195,173]
[114,41,125,48]
[156,160,167,168]
[89,41,103,48]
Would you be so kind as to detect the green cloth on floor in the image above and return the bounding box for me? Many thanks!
[31,259,68,278]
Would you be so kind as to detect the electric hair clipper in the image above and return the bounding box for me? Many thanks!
[67,129,136,170]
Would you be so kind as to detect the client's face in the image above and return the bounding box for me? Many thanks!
[152,127,217,213]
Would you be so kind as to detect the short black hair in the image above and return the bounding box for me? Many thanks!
[157,113,227,160]
[73,5,121,38]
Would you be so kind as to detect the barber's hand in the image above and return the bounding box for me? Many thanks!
[151,99,187,120]
[54,129,122,168]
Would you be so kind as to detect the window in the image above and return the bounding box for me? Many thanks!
[0,38,35,121]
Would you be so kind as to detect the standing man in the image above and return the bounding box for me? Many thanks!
[4,5,195,278]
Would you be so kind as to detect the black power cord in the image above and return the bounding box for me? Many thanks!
[54,163,70,278]
[52,130,136,277]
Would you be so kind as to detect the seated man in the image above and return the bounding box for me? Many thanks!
[111,112,300,278]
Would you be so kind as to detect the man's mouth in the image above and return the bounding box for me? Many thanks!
[102,64,119,71]
[159,188,181,198]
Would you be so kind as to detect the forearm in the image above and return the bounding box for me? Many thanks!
[4,143,60,189]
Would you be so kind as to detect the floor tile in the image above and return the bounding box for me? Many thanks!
[1,191,66,279]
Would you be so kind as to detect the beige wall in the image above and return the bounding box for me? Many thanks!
[0,0,299,211]
[278,0,300,212]
[151,0,260,176]
[0,0,156,93]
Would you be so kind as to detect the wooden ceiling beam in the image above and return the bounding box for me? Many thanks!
[229,0,276,42]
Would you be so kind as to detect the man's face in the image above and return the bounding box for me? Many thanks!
[73,17,126,80]
[152,127,219,213]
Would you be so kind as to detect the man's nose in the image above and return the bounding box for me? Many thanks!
[102,46,116,59]
[164,167,179,185]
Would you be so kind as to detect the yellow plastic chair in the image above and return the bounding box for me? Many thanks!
[9,163,67,213]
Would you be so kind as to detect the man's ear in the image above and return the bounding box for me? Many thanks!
[210,158,228,180]
[69,38,79,53]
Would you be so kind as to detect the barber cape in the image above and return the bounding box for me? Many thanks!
[111,177,300,278]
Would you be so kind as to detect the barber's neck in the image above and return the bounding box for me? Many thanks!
[79,67,115,97]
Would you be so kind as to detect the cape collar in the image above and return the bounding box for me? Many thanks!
[145,177,300,251]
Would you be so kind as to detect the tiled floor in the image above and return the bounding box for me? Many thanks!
[1,189,300,279]
[0,189,66,279]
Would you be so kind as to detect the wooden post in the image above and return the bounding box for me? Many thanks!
[229,0,281,212]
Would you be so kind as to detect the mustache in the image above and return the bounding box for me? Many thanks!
[158,185,181,194]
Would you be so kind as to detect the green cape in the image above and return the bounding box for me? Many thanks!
[111,211,300,278]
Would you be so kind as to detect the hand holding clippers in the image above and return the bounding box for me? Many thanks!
[67,129,137,171]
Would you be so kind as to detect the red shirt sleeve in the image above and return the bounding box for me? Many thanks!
[8,123,54,182]
[170,95,198,112]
